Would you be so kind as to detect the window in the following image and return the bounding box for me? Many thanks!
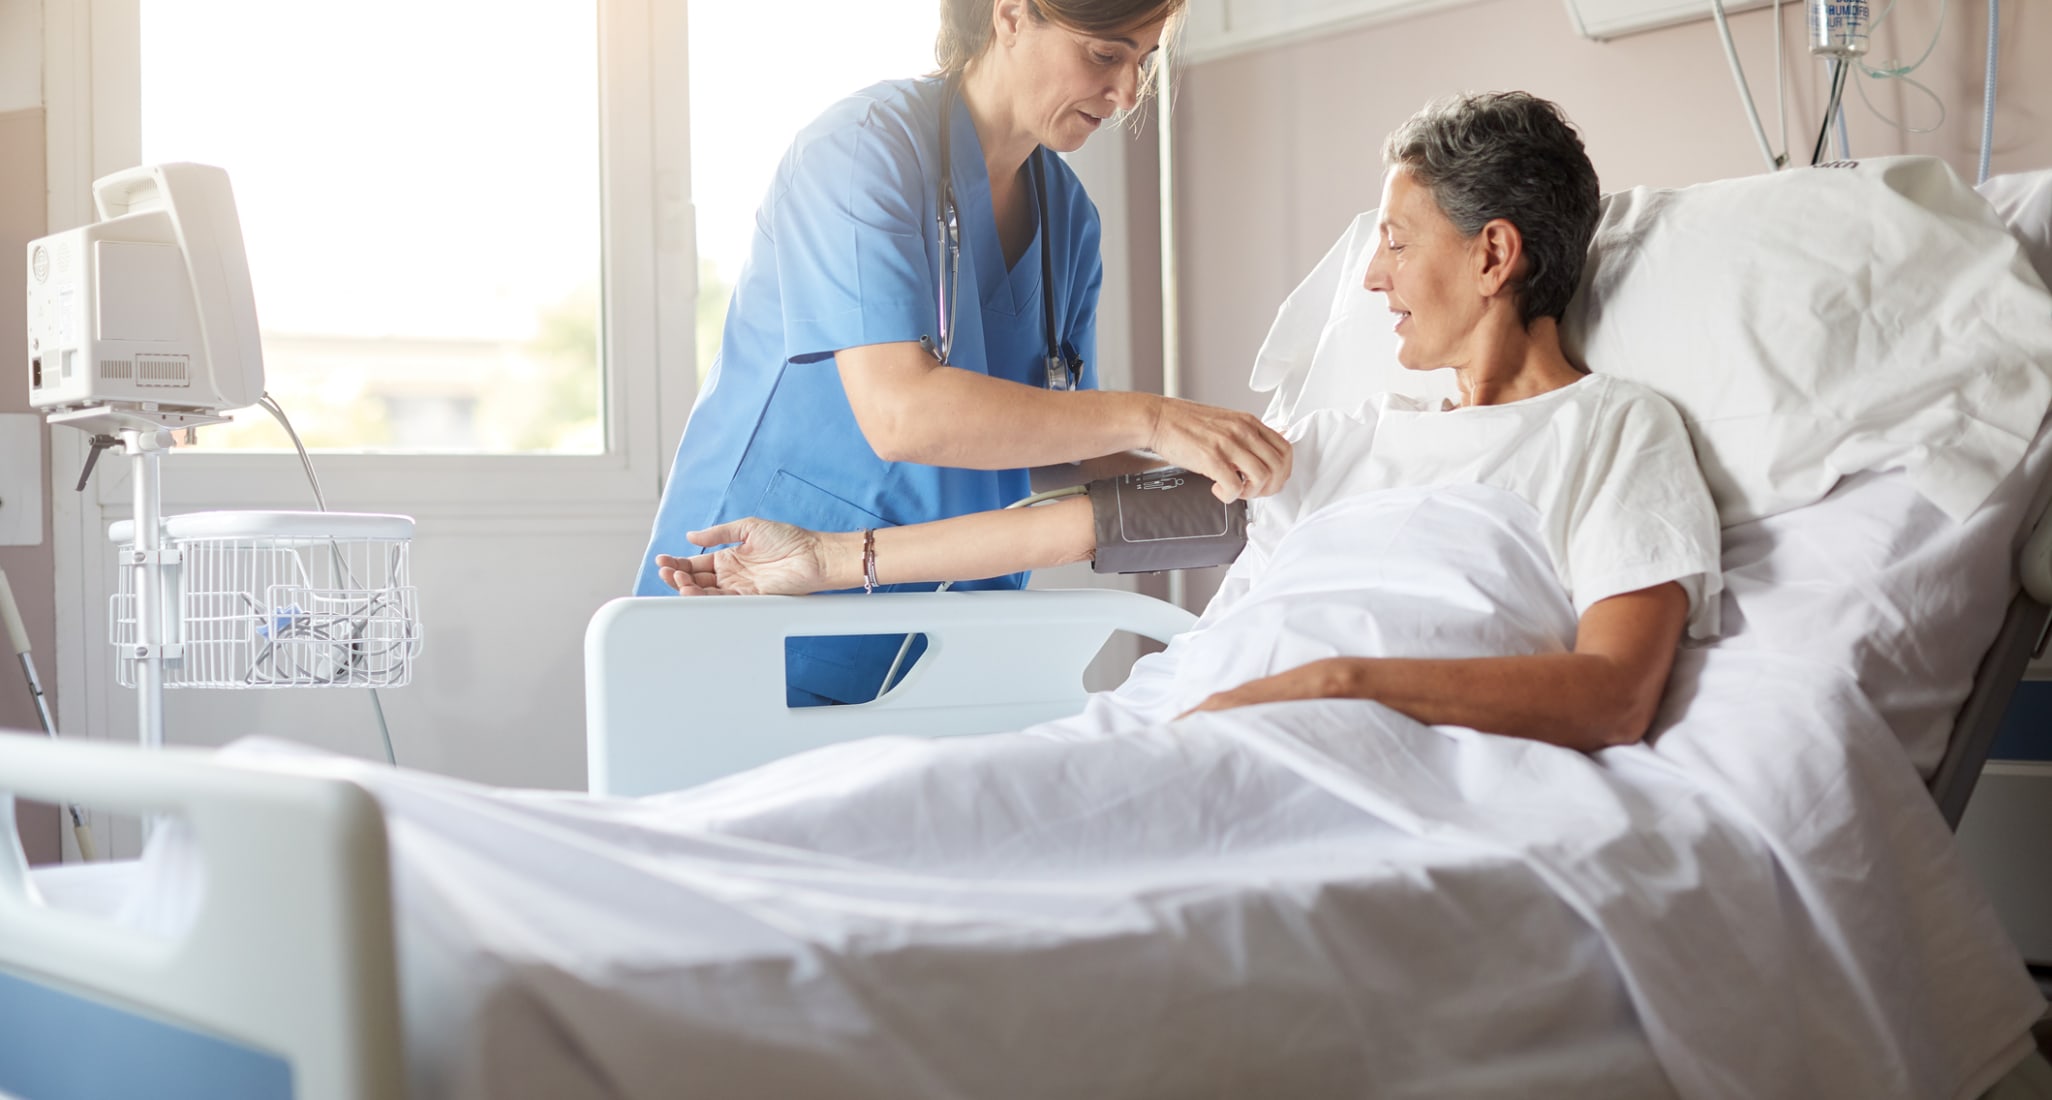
[686,0,938,384]
[138,0,603,454]
[66,0,681,510]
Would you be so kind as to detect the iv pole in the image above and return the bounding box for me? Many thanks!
[1157,52,1189,614]
[50,403,226,750]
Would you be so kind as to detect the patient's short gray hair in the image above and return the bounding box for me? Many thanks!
[1382,92,1599,326]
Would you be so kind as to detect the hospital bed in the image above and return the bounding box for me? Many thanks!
[5,158,2052,1099]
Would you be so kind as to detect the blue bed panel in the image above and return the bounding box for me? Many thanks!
[0,966,293,1100]
[1993,680,2052,762]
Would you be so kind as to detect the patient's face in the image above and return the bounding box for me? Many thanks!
[1363,168,1485,372]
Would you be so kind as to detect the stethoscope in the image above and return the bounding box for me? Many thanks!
[930,75,1083,392]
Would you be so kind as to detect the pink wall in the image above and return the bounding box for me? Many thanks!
[1171,0,2052,419]
[0,106,60,865]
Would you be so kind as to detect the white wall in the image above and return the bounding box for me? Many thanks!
[0,0,39,111]
[0,0,59,866]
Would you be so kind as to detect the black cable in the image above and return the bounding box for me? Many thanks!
[1811,59,1851,165]
[1810,61,1840,164]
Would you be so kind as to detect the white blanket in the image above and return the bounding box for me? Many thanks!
[156,484,2038,1099]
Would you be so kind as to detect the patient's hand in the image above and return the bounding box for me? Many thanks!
[656,517,834,596]
[1178,659,1359,719]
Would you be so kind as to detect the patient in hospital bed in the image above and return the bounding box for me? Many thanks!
[102,97,2047,1100]
[659,90,1724,750]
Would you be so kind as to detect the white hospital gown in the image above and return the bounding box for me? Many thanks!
[1251,372,1722,636]
[1079,372,1723,726]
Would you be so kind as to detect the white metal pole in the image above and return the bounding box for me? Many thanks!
[1157,54,1180,406]
[127,427,167,749]
[1156,53,1190,613]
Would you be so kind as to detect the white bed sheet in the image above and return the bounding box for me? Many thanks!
[1713,419,2052,777]
[25,779,1671,1100]
[47,474,2047,1100]
[343,720,1678,1100]
[26,861,140,922]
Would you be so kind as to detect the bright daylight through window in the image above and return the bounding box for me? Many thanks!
[687,0,938,385]
[140,1,603,454]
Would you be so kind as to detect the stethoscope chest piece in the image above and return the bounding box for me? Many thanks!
[1046,354,1077,392]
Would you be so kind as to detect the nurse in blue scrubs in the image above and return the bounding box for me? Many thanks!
[636,0,1292,705]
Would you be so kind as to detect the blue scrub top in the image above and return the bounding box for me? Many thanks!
[635,76,1104,704]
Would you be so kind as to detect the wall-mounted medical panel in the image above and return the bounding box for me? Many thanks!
[1562,0,1775,41]
[1179,0,1486,64]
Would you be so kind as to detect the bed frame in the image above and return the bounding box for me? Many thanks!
[1935,472,2052,828]
[1935,587,2052,828]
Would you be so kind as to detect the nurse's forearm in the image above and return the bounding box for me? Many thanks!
[839,342,1293,501]
[819,497,1096,586]
[875,368,1164,467]
[840,346,1160,467]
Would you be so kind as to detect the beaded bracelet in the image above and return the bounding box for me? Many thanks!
[861,528,878,594]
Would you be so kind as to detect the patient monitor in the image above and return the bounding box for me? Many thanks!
[25,162,264,415]
[23,162,274,752]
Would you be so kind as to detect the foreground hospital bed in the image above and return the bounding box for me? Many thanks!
[6,158,2052,1100]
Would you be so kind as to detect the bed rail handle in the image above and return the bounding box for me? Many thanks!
[0,732,404,1100]
[584,588,1198,797]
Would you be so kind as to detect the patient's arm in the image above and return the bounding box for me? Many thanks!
[1182,582,1690,751]
[656,498,1096,595]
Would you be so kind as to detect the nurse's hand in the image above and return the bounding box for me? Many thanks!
[656,518,832,596]
[1146,398,1293,503]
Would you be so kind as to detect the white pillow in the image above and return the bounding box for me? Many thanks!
[1562,156,2052,526]
[1978,168,2052,290]
[1250,210,1459,426]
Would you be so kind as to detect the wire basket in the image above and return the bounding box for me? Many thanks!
[110,511,422,689]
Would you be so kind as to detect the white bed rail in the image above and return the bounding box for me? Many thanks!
[0,733,403,1100]
[585,588,1197,796]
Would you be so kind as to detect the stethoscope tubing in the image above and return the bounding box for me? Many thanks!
[875,78,1079,702]
[933,74,1075,388]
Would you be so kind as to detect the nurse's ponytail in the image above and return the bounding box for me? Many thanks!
[934,0,1186,78]
[934,0,996,75]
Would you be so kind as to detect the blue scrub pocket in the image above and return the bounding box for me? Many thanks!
[752,470,932,706]
[752,468,894,531]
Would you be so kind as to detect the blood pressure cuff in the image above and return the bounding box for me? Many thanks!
[1087,468,1249,574]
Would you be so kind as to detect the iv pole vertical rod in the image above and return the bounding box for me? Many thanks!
[1157,53,1180,408]
[1157,51,1189,613]
[128,428,165,749]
